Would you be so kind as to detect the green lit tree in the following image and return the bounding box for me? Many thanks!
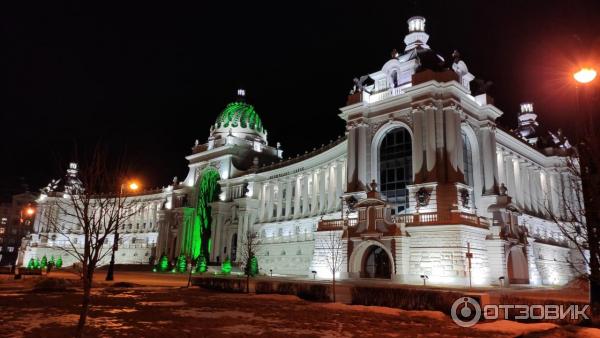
[197,169,220,259]
[34,258,41,269]
[49,255,55,266]
[56,256,63,269]
[158,254,169,272]
[196,255,207,273]
[27,258,35,270]
[221,257,232,275]
[177,254,187,273]
[41,255,48,269]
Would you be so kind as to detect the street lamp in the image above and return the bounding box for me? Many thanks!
[106,179,141,281]
[25,207,35,217]
[574,67,597,84]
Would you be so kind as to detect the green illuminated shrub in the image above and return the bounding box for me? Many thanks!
[56,256,63,269]
[177,254,187,273]
[196,255,207,273]
[158,254,169,272]
[221,257,231,275]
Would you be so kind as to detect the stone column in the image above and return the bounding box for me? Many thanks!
[294,176,301,218]
[497,150,506,188]
[424,106,437,181]
[285,179,293,219]
[311,171,319,216]
[302,174,310,217]
[276,180,284,219]
[346,126,358,192]
[357,123,369,191]
[504,153,516,201]
[327,165,336,212]
[549,171,561,217]
[335,161,344,209]
[412,108,425,183]
[319,167,326,214]
[266,183,274,222]
[480,125,498,194]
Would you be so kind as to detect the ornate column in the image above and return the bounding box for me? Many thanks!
[266,183,274,222]
[302,174,310,217]
[512,158,523,209]
[497,150,506,188]
[504,153,516,201]
[319,167,326,214]
[285,178,293,219]
[276,180,284,219]
[549,171,561,217]
[357,122,369,191]
[335,160,344,209]
[327,164,336,212]
[311,170,319,216]
[293,175,301,218]
[480,123,498,194]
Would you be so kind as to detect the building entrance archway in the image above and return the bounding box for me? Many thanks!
[361,245,392,279]
[507,246,529,285]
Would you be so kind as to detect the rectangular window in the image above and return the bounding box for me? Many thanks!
[0,228,4,234]
[7,246,14,252]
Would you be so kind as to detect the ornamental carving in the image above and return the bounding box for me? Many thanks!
[416,188,431,207]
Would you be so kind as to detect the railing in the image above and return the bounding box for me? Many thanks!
[392,212,490,229]
[317,218,358,231]
[259,233,314,244]
[363,87,404,104]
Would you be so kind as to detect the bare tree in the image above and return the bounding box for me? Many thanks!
[240,231,260,293]
[545,136,600,318]
[318,230,344,302]
[42,148,134,337]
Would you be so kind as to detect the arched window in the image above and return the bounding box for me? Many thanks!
[379,128,412,213]
[462,130,474,187]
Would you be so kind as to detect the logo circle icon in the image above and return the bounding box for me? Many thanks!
[451,297,481,327]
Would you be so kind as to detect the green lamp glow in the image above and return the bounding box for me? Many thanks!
[159,254,169,272]
[221,257,231,275]
[177,254,187,273]
[196,255,207,273]
[249,256,259,277]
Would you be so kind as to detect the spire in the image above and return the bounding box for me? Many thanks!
[404,16,430,51]
[237,88,246,102]
[516,102,539,145]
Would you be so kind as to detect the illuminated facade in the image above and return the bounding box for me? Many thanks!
[21,17,585,287]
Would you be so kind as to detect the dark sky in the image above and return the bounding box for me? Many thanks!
[1,1,599,200]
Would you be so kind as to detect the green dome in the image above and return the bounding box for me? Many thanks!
[214,101,265,134]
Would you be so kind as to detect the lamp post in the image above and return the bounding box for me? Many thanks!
[573,66,598,314]
[105,180,140,281]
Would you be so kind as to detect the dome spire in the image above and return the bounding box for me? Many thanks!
[404,16,430,51]
[237,88,246,102]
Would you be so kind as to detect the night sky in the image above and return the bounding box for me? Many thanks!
[1,1,599,200]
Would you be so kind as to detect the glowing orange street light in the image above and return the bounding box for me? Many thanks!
[128,182,140,191]
[574,67,597,84]
[25,207,35,216]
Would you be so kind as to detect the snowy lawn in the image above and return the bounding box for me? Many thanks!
[0,281,597,337]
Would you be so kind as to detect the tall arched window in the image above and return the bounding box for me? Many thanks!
[462,130,474,187]
[380,128,412,213]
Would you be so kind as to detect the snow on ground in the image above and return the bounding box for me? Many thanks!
[473,320,558,335]
[320,302,448,321]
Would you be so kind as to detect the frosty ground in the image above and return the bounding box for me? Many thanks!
[0,273,599,337]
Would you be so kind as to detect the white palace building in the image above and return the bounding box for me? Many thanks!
[21,16,585,287]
